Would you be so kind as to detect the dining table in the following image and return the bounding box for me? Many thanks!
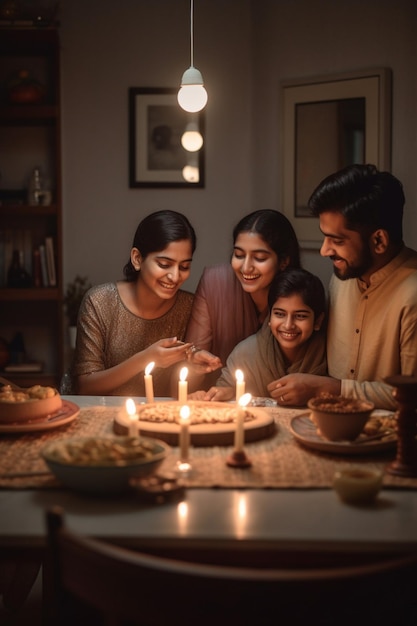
[1,393,417,568]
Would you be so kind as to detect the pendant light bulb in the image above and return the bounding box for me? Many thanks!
[178,0,207,113]
[178,67,207,113]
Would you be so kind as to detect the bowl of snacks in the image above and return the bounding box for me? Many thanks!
[0,384,61,423]
[307,393,375,442]
[41,436,170,494]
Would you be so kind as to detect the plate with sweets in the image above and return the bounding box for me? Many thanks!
[290,410,397,455]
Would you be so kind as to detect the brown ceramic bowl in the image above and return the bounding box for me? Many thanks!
[307,394,374,442]
[0,386,62,423]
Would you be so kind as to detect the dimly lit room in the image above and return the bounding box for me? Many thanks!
[1,1,417,624]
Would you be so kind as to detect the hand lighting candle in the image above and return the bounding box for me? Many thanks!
[144,361,155,403]
[125,398,139,437]
[178,367,188,403]
[235,369,245,404]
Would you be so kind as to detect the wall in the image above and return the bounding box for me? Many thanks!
[251,0,417,283]
[60,0,417,294]
[60,0,253,293]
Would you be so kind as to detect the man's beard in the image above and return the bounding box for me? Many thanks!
[332,243,373,281]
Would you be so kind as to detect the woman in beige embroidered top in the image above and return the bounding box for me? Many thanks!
[72,210,220,396]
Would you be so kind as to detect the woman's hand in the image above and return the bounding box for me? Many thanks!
[146,337,193,368]
[187,348,222,373]
[188,387,234,402]
[201,386,235,402]
[267,373,341,406]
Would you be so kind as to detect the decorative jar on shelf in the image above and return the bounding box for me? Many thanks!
[6,69,45,105]
[7,250,31,288]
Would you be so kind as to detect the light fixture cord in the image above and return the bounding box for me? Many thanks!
[190,0,194,67]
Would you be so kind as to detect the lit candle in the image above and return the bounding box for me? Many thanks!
[178,366,188,403]
[234,392,252,452]
[179,405,191,462]
[125,398,139,437]
[235,369,245,403]
[144,361,155,403]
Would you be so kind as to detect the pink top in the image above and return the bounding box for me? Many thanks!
[185,264,262,366]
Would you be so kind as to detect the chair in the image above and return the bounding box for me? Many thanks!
[45,506,417,626]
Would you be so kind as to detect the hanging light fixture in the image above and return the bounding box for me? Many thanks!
[177,0,208,113]
[181,120,204,152]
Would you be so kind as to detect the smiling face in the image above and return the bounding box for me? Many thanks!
[134,239,193,300]
[269,293,323,362]
[319,211,375,282]
[231,232,280,297]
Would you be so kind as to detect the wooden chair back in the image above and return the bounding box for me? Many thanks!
[45,506,417,626]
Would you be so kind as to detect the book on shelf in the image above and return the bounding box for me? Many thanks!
[39,244,49,287]
[45,236,56,286]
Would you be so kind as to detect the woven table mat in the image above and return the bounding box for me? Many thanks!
[0,405,416,490]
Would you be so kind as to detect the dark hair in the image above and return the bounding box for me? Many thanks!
[308,164,405,244]
[232,209,301,268]
[123,210,197,281]
[268,268,326,320]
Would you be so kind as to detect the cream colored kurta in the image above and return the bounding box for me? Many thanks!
[327,246,417,409]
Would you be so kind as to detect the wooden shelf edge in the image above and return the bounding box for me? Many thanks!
[0,287,60,301]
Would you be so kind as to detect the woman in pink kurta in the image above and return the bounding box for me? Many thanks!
[185,210,301,390]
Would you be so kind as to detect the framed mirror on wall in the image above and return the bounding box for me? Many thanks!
[281,68,392,246]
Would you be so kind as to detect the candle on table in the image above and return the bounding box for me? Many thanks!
[144,361,155,403]
[179,405,191,462]
[233,392,252,452]
[125,398,139,437]
[235,369,245,404]
[178,367,188,404]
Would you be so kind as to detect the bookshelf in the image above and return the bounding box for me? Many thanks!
[0,27,63,387]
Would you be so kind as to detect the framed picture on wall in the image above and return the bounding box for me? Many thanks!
[281,68,391,247]
[129,87,205,188]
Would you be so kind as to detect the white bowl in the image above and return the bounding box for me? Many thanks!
[42,436,170,494]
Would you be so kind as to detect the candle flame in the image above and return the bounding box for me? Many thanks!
[125,398,136,416]
[145,361,155,376]
[235,369,244,383]
[238,392,252,408]
[180,366,188,382]
[180,405,190,420]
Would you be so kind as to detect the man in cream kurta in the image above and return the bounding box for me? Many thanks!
[266,164,417,410]
[327,246,417,408]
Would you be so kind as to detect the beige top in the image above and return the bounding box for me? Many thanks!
[72,283,194,397]
[216,319,327,397]
[327,246,417,409]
